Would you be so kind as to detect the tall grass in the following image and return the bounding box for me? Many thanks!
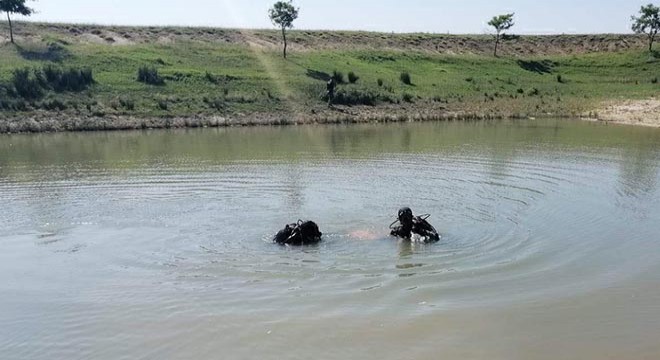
[11,69,44,99]
[9,66,94,99]
[332,70,345,84]
[42,65,95,92]
[137,66,165,85]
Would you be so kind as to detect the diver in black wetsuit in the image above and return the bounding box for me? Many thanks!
[273,220,323,246]
[390,207,440,242]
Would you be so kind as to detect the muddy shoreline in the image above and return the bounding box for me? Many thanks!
[2,98,658,134]
[0,109,579,134]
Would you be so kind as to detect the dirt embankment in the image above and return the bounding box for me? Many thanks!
[0,103,583,134]
[1,22,649,56]
[2,99,659,133]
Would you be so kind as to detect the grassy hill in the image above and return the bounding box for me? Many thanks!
[0,22,658,132]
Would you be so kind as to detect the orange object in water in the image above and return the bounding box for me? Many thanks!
[349,230,380,240]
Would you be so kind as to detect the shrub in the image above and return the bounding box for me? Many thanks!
[652,77,658,84]
[379,93,397,104]
[43,65,60,84]
[377,78,383,87]
[263,89,275,100]
[13,99,29,111]
[348,71,359,84]
[557,74,565,83]
[528,88,540,96]
[70,67,94,89]
[332,70,345,84]
[0,99,28,111]
[204,97,225,110]
[119,97,135,110]
[41,65,95,92]
[516,88,525,94]
[402,93,414,103]
[138,66,165,85]
[157,99,168,110]
[400,72,412,85]
[330,89,379,106]
[205,71,220,84]
[42,98,67,111]
[11,68,43,99]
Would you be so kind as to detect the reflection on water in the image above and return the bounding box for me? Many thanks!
[1,119,660,360]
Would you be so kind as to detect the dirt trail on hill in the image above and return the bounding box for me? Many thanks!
[1,22,649,55]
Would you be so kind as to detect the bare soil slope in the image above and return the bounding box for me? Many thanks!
[1,22,649,56]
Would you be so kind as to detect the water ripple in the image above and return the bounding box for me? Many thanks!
[2,121,660,359]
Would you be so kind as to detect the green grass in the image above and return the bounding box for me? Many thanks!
[0,32,658,119]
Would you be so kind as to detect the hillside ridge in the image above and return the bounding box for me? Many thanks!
[0,21,649,56]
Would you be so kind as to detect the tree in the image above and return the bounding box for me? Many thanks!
[632,3,660,52]
[488,13,515,57]
[0,0,34,44]
[268,0,299,58]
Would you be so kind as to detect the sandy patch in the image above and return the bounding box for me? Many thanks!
[104,31,134,45]
[76,31,133,45]
[79,33,110,44]
[156,36,175,45]
[595,98,660,127]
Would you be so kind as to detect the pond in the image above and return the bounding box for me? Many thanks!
[1,119,660,359]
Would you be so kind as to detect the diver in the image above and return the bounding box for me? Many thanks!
[326,77,336,106]
[389,207,440,242]
[273,220,323,246]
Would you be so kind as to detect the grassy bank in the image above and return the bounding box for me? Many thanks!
[0,22,658,132]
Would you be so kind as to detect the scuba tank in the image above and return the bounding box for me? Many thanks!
[273,220,323,245]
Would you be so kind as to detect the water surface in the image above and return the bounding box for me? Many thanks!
[1,120,660,359]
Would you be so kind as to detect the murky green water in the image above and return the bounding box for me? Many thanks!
[1,119,660,360]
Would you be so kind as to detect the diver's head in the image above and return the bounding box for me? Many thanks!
[398,207,414,225]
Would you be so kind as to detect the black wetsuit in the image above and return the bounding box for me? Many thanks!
[390,208,440,242]
[273,220,323,245]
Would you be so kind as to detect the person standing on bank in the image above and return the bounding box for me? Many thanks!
[326,77,336,106]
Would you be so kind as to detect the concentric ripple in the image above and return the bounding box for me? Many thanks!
[1,120,660,359]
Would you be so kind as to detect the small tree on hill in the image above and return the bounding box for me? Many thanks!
[269,0,299,58]
[488,13,515,57]
[632,3,660,52]
[0,0,34,44]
